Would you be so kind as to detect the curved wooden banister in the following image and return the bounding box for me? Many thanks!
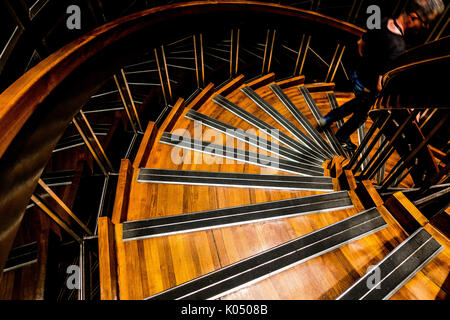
[0,0,364,160]
[383,55,450,88]
[0,1,365,275]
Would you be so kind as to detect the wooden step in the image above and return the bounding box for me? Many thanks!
[146,207,386,300]
[270,83,340,157]
[212,94,326,163]
[137,168,333,190]
[122,191,353,241]
[184,109,316,164]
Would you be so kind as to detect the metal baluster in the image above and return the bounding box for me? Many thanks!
[114,70,143,133]
[193,34,205,88]
[362,110,418,179]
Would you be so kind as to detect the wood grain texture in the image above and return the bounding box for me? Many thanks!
[330,156,345,178]
[0,1,364,159]
[304,82,335,92]
[245,73,275,90]
[98,217,119,300]
[133,121,158,169]
[277,75,305,89]
[339,170,357,191]
[155,98,186,143]
[384,192,429,235]
[112,159,135,224]
[187,83,215,111]
[0,209,50,300]
[100,79,447,300]
[214,75,245,98]
[355,180,384,210]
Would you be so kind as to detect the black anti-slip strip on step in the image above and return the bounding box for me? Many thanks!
[145,208,387,300]
[160,133,324,176]
[337,227,443,300]
[122,191,352,241]
[185,109,319,166]
[212,95,325,164]
[270,84,339,158]
[138,168,333,190]
[299,86,346,157]
[4,242,38,272]
[241,86,332,160]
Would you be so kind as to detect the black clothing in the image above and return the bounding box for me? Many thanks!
[323,18,407,143]
[357,18,406,91]
[325,87,378,143]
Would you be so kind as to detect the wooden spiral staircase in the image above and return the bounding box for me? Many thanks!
[98,73,449,300]
[0,1,448,301]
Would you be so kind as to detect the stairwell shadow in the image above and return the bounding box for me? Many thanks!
[435,274,449,300]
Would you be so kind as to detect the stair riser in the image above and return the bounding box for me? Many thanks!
[241,86,332,160]
[146,208,387,300]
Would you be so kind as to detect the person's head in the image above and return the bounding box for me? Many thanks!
[402,0,445,31]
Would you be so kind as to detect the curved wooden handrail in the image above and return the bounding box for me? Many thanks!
[390,35,450,69]
[0,0,364,160]
[371,54,450,112]
[0,1,366,275]
[371,36,450,112]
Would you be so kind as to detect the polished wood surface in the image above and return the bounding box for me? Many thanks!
[384,191,429,235]
[0,1,366,276]
[330,156,346,178]
[337,170,358,191]
[98,77,448,300]
[98,217,119,300]
[213,75,245,98]
[112,159,134,225]
[154,98,186,144]
[0,1,363,160]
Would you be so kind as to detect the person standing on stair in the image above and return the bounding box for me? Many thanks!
[318,0,444,151]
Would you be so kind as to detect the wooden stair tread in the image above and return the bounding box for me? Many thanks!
[98,76,446,300]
